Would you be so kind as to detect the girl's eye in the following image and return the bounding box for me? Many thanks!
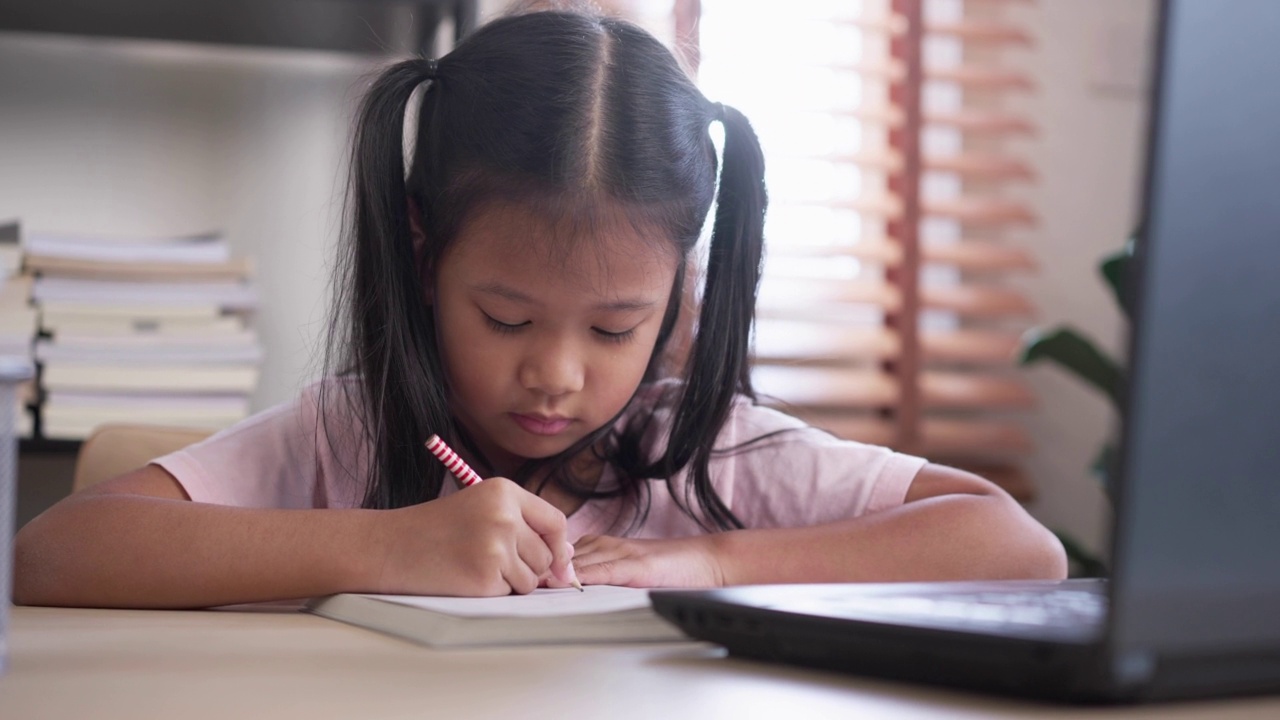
[593,327,637,344]
[483,313,529,335]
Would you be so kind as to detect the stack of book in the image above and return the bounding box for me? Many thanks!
[0,221,37,437]
[23,230,262,440]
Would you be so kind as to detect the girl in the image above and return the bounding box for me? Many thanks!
[14,9,1065,608]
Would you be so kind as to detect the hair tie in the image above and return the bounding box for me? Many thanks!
[421,58,439,81]
[714,102,726,121]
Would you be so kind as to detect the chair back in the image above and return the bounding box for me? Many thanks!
[73,424,214,492]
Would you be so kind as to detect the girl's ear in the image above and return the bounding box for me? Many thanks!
[408,199,435,303]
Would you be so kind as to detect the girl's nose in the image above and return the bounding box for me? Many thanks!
[519,342,585,397]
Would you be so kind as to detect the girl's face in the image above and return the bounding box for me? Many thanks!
[431,205,679,477]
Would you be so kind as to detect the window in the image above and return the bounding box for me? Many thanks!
[697,0,1040,499]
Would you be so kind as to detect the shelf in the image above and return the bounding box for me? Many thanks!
[0,0,476,57]
[20,437,82,454]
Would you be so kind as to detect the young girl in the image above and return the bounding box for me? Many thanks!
[14,9,1065,608]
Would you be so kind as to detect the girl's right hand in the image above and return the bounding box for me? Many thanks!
[370,477,576,597]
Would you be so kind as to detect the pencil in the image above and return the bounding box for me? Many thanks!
[424,434,584,591]
[424,434,484,487]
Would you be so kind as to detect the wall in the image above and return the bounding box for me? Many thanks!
[1021,0,1155,556]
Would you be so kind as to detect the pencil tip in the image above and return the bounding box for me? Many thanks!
[572,580,584,591]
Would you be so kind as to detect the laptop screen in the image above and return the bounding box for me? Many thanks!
[1110,0,1280,659]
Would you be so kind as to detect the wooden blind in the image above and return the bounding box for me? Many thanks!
[695,0,1039,501]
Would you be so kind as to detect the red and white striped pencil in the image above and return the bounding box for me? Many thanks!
[424,434,584,591]
[424,434,484,487]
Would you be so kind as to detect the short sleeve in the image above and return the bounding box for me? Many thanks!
[151,379,367,509]
[714,401,927,529]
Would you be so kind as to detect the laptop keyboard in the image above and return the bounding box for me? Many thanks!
[789,587,1107,631]
[915,589,1104,627]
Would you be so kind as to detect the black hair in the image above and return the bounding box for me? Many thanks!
[323,9,768,531]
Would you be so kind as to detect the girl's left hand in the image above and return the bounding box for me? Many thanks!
[546,534,727,588]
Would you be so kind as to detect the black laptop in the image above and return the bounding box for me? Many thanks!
[650,0,1280,703]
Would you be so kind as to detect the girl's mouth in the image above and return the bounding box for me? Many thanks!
[510,413,573,436]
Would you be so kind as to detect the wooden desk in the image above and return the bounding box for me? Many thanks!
[4,606,1279,719]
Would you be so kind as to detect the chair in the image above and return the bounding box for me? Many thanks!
[72,423,214,493]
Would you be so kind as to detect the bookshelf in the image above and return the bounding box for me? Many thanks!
[1,1,478,528]
[0,0,476,57]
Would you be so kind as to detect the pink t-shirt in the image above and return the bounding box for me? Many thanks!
[153,379,927,541]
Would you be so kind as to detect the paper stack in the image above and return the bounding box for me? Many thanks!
[0,221,36,437]
[23,229,262,440]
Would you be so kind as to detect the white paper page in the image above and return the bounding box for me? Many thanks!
[364,585,654,618]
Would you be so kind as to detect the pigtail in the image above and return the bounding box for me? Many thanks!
[326,58,451,509]
[659,103,768,531]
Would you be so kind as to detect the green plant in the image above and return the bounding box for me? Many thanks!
[1017,235,1135,576]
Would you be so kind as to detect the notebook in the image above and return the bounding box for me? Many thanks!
[306,585,687,647]
[650,0,1280,703]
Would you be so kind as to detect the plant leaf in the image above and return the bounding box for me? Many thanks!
[1090,441,1118,501]
[1018,326,1125,407]
[1100,236,1137,318]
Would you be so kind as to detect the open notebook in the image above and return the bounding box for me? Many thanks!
[306,586,688,647]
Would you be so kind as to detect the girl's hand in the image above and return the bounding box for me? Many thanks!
[551,534,727,589]
[372,477,577,597]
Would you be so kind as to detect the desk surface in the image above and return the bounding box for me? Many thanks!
[4,606,1280,719]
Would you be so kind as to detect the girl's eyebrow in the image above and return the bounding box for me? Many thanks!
[473,281,657,312]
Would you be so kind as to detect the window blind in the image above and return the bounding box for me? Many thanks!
[695,0,1040,500]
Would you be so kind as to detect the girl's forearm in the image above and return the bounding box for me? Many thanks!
[14,494,386,609]
[709,493,1067,585]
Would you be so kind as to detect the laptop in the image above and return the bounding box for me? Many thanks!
[650,0,1280,703]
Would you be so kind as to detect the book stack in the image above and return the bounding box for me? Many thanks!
[22,230,262,440]
[0,221,37,437]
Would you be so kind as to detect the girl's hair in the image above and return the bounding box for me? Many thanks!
[323,9,768,531]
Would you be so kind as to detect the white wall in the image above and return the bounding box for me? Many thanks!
[1021,0,1156,556]
[476,0,511,23]
[0,33,382,410]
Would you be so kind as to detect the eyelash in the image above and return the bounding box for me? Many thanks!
[482,314,636,344]
[484,315,528,335]
[593,327,636,344]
